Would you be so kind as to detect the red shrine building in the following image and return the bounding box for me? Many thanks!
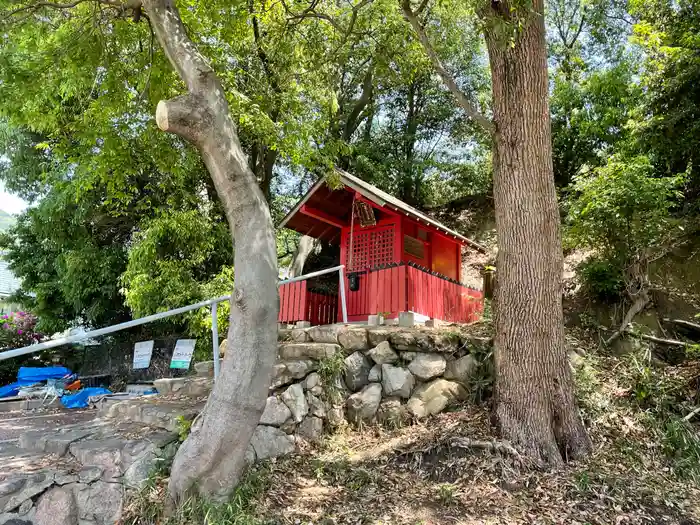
[278,169,485,325]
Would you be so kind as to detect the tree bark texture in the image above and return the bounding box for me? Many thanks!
[484,0,590,463]
[288,235,320,277]
[142,0,279,503]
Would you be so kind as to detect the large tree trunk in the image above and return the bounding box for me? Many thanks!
[288,235,319,277]
[484,0,590,463]
[142,0,279,503]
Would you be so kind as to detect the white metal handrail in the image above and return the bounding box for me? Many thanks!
[0,265,348,380]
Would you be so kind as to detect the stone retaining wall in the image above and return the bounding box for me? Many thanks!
[242,325,491,461]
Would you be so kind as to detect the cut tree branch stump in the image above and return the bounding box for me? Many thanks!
[664,318,700,335]
[637,333,692,347]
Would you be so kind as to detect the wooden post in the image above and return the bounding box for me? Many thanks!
[481,267,496,299]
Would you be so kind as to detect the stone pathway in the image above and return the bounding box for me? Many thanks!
[0,400,188,524]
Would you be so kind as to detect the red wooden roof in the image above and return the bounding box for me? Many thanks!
[279,169,486,252]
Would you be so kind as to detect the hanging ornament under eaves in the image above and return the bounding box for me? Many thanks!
[354,200,376,227]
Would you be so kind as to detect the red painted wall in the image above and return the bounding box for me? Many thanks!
[430,233,460,281]
[401,217,460,281]
[338,202,464,321]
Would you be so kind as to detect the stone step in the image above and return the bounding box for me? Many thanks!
[1,415,180,524]
[153,376,212,397]
[101,396,205,433]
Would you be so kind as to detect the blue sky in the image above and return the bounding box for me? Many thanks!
[0,181,27,215]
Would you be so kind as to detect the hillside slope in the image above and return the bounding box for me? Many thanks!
[0,210,14,232]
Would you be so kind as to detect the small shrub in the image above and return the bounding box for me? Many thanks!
[317,352,347,404]
[124,464,271,525]
[577,258,625,301]
[175,416,192,442]
[0,311,43,349]
[572,471,592,493]
[566,154,684,301]
[481,298,493,323]
[436,483,458,505]
[465,342,494,404]
[310,458,377,492]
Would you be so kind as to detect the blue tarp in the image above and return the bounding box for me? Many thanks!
[17,366,72,382]
[0,382,22,398]
[60,387,111,409]
[0,366,74,399]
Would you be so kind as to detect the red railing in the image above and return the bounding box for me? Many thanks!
[283,264,482,325]
[307,292,338,326]
[365,265,407,318]
[279,281,338,325]
[405,265,482,323]
[279,281,308,323]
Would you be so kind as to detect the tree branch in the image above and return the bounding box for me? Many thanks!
[664,318,700,334]
[400,0,494,136]
[605,290,650,346]
[143,0,217,96]
[637,333,692,347]
[2,0,143,24]
[1,0,86,22]
[343,64,374,141]
[155,93,211,143]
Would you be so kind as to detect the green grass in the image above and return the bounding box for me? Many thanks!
[124,464,271,525]
[317,351,347,404]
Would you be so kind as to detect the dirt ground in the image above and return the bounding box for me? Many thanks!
[243,326,700,525]
[247,407,699,525]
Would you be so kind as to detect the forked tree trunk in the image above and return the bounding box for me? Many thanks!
[142,0,279,503]
[288,235,320,277]
[484,0,590,463]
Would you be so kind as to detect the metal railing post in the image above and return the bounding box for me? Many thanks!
[211,302,220,380]
[338,265,348,323]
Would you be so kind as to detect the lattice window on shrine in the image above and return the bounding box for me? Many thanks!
[345,226,395,270]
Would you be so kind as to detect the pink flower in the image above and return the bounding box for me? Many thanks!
[17,329,22,335]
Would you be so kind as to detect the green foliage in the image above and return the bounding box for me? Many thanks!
[551,64,641,188]
[619,347,700,482]
[660,417,700,483]
[0,123,207,333]
[463,340,494,404]
[629,0,700,203]
[124,463,271,525]
[317,351,347,404]
[121,210,231,318]
[568,155,683,256]
[435,482,458,505]
[120,209,233,360]
[566,155,684,298]
[576,258,625,301]
[310,458,378,492]
[480,299,493,323]
[175,416,192,443]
